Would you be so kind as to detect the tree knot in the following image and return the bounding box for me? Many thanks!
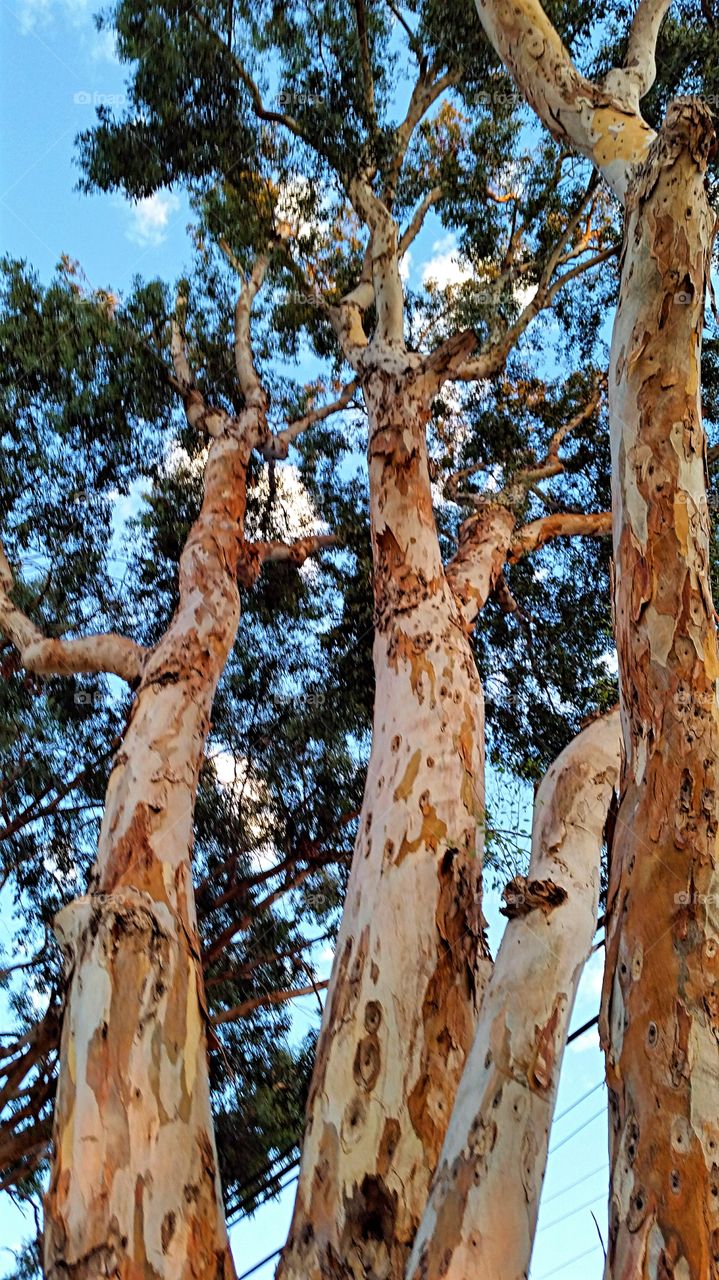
[501,875,568,919]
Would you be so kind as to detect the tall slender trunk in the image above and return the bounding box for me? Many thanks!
[407,709,620,1280]
[600,99,719,1277]
[43,429,252,1278]
[278,356,512,1280]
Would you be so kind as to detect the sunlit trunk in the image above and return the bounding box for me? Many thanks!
[600,99,719,1277]
[408,710,620,1280]
[278,358,512,1280]
[43,431,252,1279]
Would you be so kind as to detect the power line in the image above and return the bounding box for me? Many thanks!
[548,1106,605,1156]
[534,1243,602,1279]
[542,1162,607,1206]
[237,1246,282,1280]
[539,1191,605,1234]
[228,1158,300,1221]
[566,1014,598,1045]
[553,1079,604,1123]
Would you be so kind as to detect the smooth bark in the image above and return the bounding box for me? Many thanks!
[42,424,256,1278]
[277,356,512,1280]
[601,99,719,1277]
[407,710,620,1280]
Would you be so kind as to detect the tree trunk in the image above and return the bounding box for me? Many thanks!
[407,709,620,1280]
[277,357,513,1280]
[600,99,719,1278]
[43,429,252,1278]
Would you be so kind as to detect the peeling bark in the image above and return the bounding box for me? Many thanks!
[42,425,258,1278]
[600,99,719,1278]
[470,2,719,1272]
[277,353,513,1280]
[407,710,620,1280]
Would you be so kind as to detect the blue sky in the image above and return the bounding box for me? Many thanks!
[0,4,610,1277]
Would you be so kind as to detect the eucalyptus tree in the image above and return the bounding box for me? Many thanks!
[0,252,368,1275]
[68,2,629,1274]
[412,0,719,1274]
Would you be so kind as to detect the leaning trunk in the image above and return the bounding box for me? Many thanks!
[600,99,719,1277]
[278,359,511,1280]
[407,709,620,1280]
[43,432,252,1278]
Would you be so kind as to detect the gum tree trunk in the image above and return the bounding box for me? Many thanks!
[42,428,252,1278]
[277,355,513,1280]
[407,710,620,1280]
[600,100,719,1277]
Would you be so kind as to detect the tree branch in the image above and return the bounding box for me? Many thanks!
[512,377,604,488]
[211,980,329,1026]
[348,178,405,345]
[171,287,234,438]
[398,186,444,257]
[508,510,612,562]
[473,0,656,200]
[251,534,339,568]
[187,8,306,141]
[354,0,377,127]
[0,541,147,685]
[605,0,673,108]
[234,255,270,409]
[384,65,463,204]
[262,380,360,461]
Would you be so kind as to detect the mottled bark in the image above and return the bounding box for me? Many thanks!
[473,0,656,200]
[600,100,719,1277]
[407,710,620,1280]
[43,423,258,1278]
[470,4,719,1273]
[277,354,511,1280]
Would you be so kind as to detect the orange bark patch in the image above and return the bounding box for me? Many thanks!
[530,993,564,1093]
[394,749,422,802]
[387,631,437,705]
[395,797,448,865]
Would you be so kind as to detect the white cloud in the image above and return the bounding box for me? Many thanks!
[126,193,181,247]
[515,283,538,311]
[17,0,90,34]
[399,250,412,284]
[17,0,117,61]
[246,464,326,545]
[89,26,118,63]
[421,234,473,291]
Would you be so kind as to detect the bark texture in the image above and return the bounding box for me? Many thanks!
[600,99,719,1278]
[42,425,256,1278]
[277,355,512,1280]
[407,710,620,1280]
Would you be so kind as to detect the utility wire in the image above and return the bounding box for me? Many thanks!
[542,1161,607,1206]
[534,1243,602,1279]
[548,1106,605,1156]
[539,1191,606,1234]
[553,1079,604,1123]
[565,1014,598,1044]
[228,1158,300,1221]
[237,1246,282,1280]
